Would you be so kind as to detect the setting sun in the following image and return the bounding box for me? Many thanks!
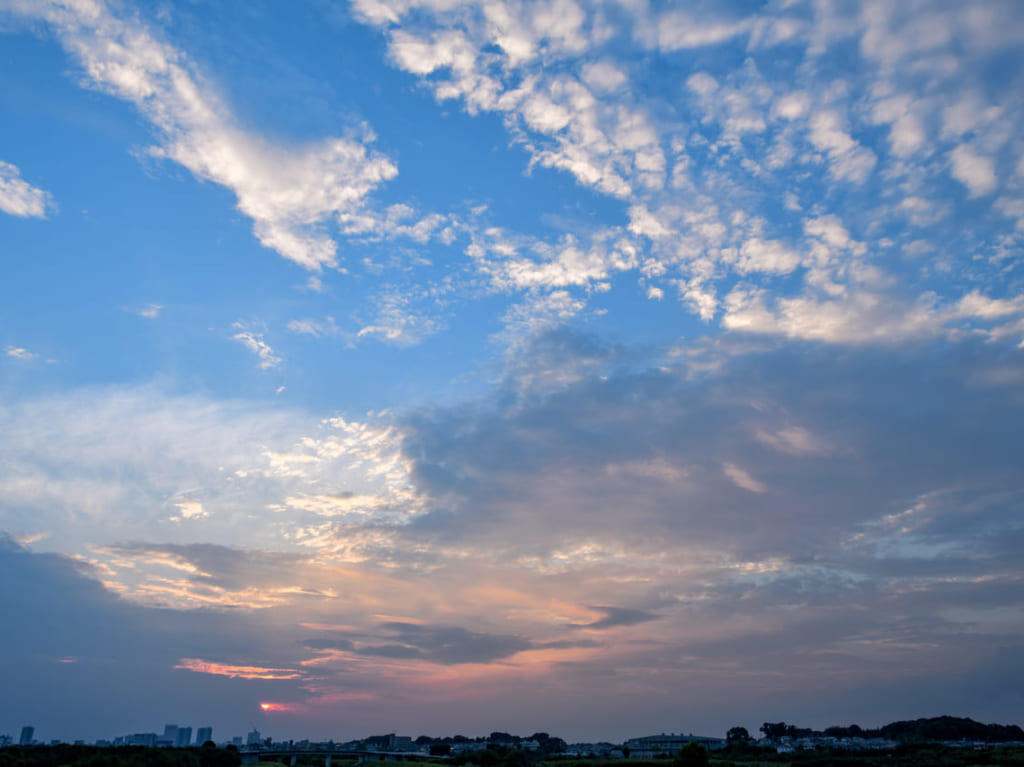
[259,703,293,713]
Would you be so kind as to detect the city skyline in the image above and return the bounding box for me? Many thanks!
[2,0,1024,745]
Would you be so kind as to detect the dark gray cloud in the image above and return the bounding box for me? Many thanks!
[360,622,533,665]
[573,606,661,630]
[302,638,355,651]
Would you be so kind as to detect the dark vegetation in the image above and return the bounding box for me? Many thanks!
[0,743,240,767]
[757,717,1024,744]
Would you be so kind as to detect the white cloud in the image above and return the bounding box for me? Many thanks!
[0,160,53,218]
[808,110,877,184]
[735,238,802,275]
[581,60,627,92]
[500,289,586,340]
[172,495,207,521]
[14,0,396,270]
[721,288,943,344]
[231,323,283,369]
[955,291,1024,320]
[356,291,442,347]
[772,92,809,120]
[643,11,752,51]
[5,345,38,360]
[950,145,997,197]
[126,304,163,319]
[0,384,422,569]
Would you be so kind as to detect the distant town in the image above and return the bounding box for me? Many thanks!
[3,716,1024,762]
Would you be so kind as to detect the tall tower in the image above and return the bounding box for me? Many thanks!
[196,727,213,745]
[176,727,193,748]
[19,726,35,746]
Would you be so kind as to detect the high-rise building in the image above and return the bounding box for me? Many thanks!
[196,727,213,745]
[19,726,35,746]
[163,725,179,745]
[176,727,193,748]
[246,729,261,746]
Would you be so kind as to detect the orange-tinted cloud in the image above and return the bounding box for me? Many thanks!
[174,658,302,680]
[259,702,295,712]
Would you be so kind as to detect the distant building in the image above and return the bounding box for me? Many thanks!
[232,737,243,747]
[197,727,213,745]
[0,735,13,748]
[365,734,415,751]
[19,727,34,746]
[246,730,262,746]
[127,733,158,747]
[176,727,193,748]
[624,733,724,757]
[163,725,179,746]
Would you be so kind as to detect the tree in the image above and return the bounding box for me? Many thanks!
[726,727,750,744]
[760,722,788,741]
[673,742,709,767]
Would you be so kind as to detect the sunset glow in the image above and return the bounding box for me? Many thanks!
[174,659,303,681]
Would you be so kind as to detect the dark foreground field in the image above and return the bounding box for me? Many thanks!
[5,745,1024,767]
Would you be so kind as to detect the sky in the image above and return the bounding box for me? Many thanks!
[1,0,1024,746]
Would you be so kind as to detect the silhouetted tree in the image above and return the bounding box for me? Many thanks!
[673,742,709,767]
[726,727,750,744]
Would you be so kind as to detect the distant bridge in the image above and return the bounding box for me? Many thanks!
[238,748,445,765]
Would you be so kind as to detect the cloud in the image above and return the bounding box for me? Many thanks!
[13,0,396,270]
[950,144,998,197]
[3,333,1024,736]
[231,322,283,369]
[355,290,443,347]
[333,0,1024,352]
[127,304,164,319]
[573,606,660,630]
[287,317,341,338]
[174,658,303,680]
[0,160,53,218]
[721,462,769,494]
[358,621,533,665]
[5,345,38,360]
[172,495,207,521]
[807,110,877,184]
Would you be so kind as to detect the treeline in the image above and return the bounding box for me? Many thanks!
[759,716,1024,743]
[412,733,567,754]
[0,744,241,767]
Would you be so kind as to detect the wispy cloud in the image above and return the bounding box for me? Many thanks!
[231,322,282,369]
[12,0,396,270]
[5,345,38,360]
[126,303,164,319]
[174,658,303,680]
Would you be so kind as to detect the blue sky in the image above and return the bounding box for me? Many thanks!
[2,0,1024,744]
